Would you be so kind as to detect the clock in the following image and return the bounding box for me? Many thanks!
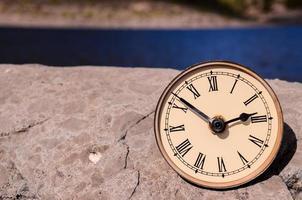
[154,61,283,189]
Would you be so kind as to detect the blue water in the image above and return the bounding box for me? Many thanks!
[0,26,301,82]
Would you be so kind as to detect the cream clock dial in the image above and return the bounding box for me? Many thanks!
[154,61,283,189]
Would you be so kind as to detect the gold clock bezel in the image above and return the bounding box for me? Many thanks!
[154,61,283,189]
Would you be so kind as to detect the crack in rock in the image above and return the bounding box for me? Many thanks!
[0,118,49,138]
[124,144,130,169]
[0,193,39,200]
[129,170,140,200]
[174,189,179,197]
[118,110,154,142]
[14,118,49,134]
[118,110,154,172]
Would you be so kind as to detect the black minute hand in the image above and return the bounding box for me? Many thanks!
[172,92,212,123]
[225,112,257,125]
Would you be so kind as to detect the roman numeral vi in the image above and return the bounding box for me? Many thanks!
[217,157,227,172]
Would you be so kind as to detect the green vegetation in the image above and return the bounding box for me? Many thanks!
[171,0,301,17]
[3,0,302,18]
[286,0,302,8]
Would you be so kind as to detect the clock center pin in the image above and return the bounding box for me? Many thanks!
[210,116,226,134]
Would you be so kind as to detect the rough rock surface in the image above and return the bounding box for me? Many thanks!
[0,64,301,200]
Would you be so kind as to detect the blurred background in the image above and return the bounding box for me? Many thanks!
[0,0,301,81]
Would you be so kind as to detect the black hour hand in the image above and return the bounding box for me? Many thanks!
[225,112,257,125]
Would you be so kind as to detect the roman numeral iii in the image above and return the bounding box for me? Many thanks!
[175,139,192,157]
[251,115,267,123]
[249,135,264,148]
[169,124,185,132]
[186,83,200,99]
[217,157,227,172]
[194,153,206,172]
[208,76,218,92]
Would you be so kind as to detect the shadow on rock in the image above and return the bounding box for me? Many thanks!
[253,122,297,182]
[180,122,297,191]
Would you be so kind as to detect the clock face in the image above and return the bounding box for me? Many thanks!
[154,61,283,189]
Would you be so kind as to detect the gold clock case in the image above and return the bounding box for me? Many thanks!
[154,61,283,189]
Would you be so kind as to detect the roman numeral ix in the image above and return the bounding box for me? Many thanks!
[169,124,185,132]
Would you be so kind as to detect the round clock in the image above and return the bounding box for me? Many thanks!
[154,61,283,189]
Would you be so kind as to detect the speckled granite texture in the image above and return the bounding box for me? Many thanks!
[0,65,301,200]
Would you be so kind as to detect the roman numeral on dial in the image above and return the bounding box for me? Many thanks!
[237,151,249,167]
[194,153,206,172]
[217,157,227,172]
[208,76,218,92]
[244,94,258,106]
[175,139,192,157]
[169,124,185,132]
[186,83,200,99]
[251,115,267,123]
[230,79,238,94]
[172,102,188,113]
[249,135,264,148]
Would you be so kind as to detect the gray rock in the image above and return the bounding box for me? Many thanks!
[0,64,301,200]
